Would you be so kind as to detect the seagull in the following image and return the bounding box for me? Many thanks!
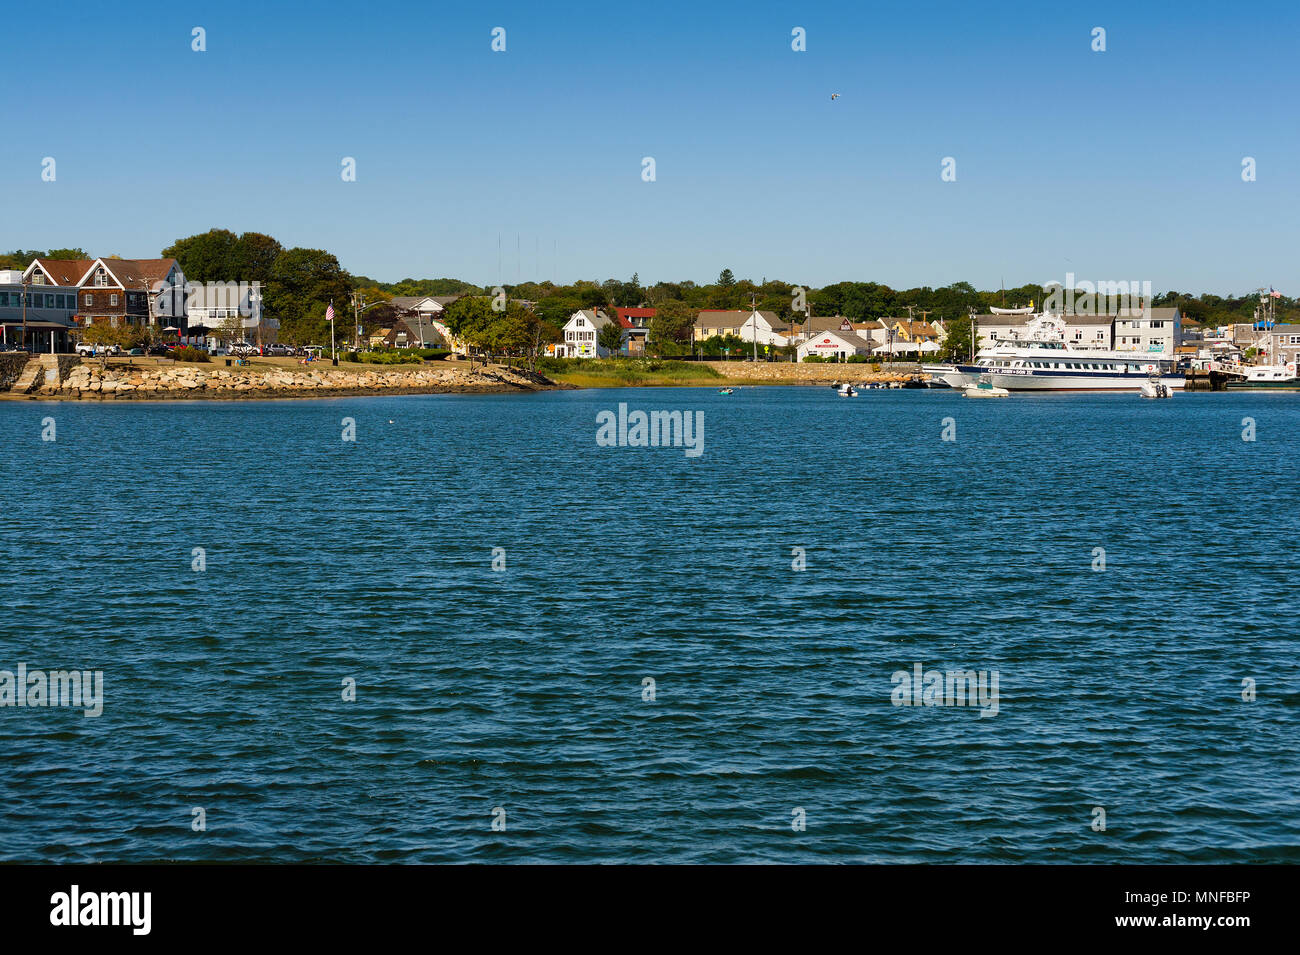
[830,93,840,100]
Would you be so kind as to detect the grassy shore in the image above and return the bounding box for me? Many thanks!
[539,357,925,388]
[540,358,733,388]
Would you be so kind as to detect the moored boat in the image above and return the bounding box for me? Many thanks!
[928,313,1184,392]
[962,375,1009,398]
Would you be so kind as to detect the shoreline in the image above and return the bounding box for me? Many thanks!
[1,355,569,401]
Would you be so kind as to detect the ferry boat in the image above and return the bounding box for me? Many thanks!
[923,313,1185,392]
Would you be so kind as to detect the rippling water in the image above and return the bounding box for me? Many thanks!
[1,387,1297,863]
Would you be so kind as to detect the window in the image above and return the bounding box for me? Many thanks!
[32,273,44,285]
[110,294,118,306]
[95,269,109,287]
[85,294,93,307]
[1150,321,1164,328]
[45,294,54,308]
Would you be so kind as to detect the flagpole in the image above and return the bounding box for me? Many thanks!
[329,300,337,365]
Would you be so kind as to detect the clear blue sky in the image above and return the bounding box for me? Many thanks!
[4,0,1296,295]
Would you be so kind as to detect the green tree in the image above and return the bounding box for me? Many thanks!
[264,248,353,344]
[162,229,239,283]
[232,232,284,282]
[597,316,625,354]
[648,300,694,355]
[441,295,495,367]
[940,316,975,361]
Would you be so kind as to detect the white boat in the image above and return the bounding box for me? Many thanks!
[962,375,1009,398]
[837,383,858,397]
[1139,371,1173,399]
[925,313,1185,392]
[1221,362,1298,388]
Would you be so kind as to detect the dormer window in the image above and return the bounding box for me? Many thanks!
[32,273,45,285]
[95,269,109,287]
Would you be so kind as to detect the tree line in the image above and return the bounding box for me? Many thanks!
[6,237,1295,355]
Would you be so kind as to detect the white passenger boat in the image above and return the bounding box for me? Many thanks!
[923,313,1185,392]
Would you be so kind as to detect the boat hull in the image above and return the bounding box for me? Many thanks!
[951,365,1186,392]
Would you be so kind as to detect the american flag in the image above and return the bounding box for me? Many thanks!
[1270,288,1282,298]
[326,303,335,321]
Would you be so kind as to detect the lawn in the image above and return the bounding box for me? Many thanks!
[541,358,729,388]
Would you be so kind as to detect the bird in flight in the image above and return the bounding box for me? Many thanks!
[830,93,840,100]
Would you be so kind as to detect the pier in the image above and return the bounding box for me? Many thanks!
[1183,368,1233,391]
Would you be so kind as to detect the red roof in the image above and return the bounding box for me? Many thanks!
[615,307,656,318]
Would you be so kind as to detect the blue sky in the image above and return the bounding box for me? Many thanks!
[4,0,1296,294]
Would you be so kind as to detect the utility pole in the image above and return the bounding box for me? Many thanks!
[351,292,365,351]
[750,292,758,361]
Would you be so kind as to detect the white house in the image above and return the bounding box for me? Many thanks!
[558,309,615,358]
[693,309,789,346]
[185,282,276,344]
[797,329,871,361]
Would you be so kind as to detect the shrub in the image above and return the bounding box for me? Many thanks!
[349,350,422,365]
[173,346,210,363]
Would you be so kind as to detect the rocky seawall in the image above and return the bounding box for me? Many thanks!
[12,360,562,400]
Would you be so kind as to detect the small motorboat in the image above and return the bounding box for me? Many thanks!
[962,375,1009,398]
[837,383,858,397]
[1139,371,1173,399]
[718,387,735,395]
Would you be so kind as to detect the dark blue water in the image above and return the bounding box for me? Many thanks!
[2,387,1297,862]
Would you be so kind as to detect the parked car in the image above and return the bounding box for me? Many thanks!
[265,343,293,356]
[76,343,121,357]
[146,343,173,356]
[229,342,256,356]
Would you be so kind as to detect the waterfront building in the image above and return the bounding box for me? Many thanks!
[185,282,275,345]
[1114,306,1180,356]
[693,309,788,346]
[557,309,615,358]
[977,312,1111,350]
[614,307,655,355]
[58,258,188,332]
[0,268,78,351]
[796,328,872,361]
[890,319,942,346]
[1262,324,1300,368]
